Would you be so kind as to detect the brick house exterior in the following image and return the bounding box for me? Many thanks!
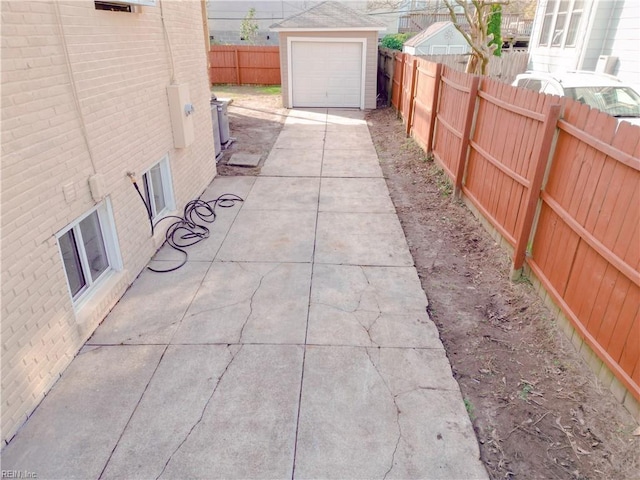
[1,0,216,444]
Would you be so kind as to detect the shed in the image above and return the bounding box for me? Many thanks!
[270,1,386,109]
[403,22,470,56]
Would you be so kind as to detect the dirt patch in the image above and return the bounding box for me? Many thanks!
[211,85,287,176]
[218,86,639,480]
[367,107,639,480]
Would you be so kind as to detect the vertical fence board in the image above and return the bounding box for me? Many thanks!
[209,45,281,85]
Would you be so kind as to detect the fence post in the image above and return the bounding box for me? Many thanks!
[511,101,562,277]
[234,48,241,85]
[396,53,405,119]
[426,62,442,153]
[454,75,480,196]
[405,58,418,137]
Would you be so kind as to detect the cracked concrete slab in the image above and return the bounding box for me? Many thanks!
[241,177,320,211]
[320,177,396,213]
[260,148,324,177]
[1,345,164,480]
[294,346,487,480]
[2,108,488,480]
[227,153,261,167]
[315,212,414,266]
[272,130,325,150]
[308,265,440,347]
[324,129,375,149]
[88,262,211,345]
[215,209,316,263]
[155,345,303,480]
[100,345,240,479]
[173,262,311,344]
[321,149,383,177]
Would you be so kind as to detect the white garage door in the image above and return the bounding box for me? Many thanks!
[290,41,363,108]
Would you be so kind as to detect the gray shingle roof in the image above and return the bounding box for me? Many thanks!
[403,22,452,47]
[270,1,386,31]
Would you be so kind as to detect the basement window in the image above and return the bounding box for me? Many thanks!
[57,200,121,304]
[95,0,156,11]
[95,2,133,12]
[142,155,174,221]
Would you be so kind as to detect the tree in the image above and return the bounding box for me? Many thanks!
[487,4,502,57]
[240,7,259,45]
[443,0,507,75]
[381,33,412,50]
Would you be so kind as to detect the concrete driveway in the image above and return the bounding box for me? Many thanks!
[1,109,488,479]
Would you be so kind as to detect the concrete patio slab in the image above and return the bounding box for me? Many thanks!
[273,132,325,150]
[152,177,253,262]
[242,176,320,211]
[260,148,324,177]
[172,262,311,344]
[101,345,235,479]
[293,346,487,480]
[320,177,396,213]
[307,264,440,347]
[227,153,261,167]
[2,107,488,480]
[215,209,316,263]
[324,130,378,150]
[201,175,257,199]
[321,149,383,177]
[285,108,327,125]
[155,345,303,480]
[0,345,164,479]
[88,262,211,345]
[315,212,414,266]
[326,109,366,125]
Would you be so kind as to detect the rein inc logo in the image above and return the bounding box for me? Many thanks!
[1,472,37,479]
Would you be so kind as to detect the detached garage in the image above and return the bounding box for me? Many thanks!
[270,1,385,110]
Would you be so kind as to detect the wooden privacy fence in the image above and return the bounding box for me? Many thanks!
[378,48,527,103]
[209,45,280,85]
[389,54,640,403]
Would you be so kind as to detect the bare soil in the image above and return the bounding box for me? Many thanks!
[214,85,639,480]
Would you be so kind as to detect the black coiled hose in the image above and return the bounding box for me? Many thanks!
[148,194,243,273]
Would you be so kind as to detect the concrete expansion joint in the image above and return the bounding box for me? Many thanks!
[154,344,243,480]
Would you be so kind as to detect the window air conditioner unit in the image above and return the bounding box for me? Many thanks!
[596,55,617,74]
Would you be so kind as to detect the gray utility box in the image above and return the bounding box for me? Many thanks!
[210,99,222,160]
[211,98,231,145]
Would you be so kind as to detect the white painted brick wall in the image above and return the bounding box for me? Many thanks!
[1,0,216,444]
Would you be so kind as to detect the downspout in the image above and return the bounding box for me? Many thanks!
[201,0,211,84]
[576,0,601,70]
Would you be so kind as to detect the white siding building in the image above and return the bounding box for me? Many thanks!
[528,0,640,89]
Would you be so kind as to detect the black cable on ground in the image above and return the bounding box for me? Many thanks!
[148,193,244,273]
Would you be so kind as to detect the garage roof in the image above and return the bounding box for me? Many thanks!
[270,1,386,31]
[403,22,452,47]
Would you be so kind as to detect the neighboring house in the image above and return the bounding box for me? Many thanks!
[528,0,640,89]
[271,1,385,109]
[206,0,398,45]
[402,21,470,55]
[1,0,216,445]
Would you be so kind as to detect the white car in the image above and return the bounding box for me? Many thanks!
[512,71,640,126]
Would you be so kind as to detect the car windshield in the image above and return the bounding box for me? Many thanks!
[564,86,640,117]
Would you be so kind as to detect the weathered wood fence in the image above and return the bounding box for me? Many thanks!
[387,52,640,406]
[209,45,280,85]
[377,48,527,104]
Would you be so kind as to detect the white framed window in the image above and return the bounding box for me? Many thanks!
[142,155,175,221]
[538,0,584,48]
[57,200,122,305]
